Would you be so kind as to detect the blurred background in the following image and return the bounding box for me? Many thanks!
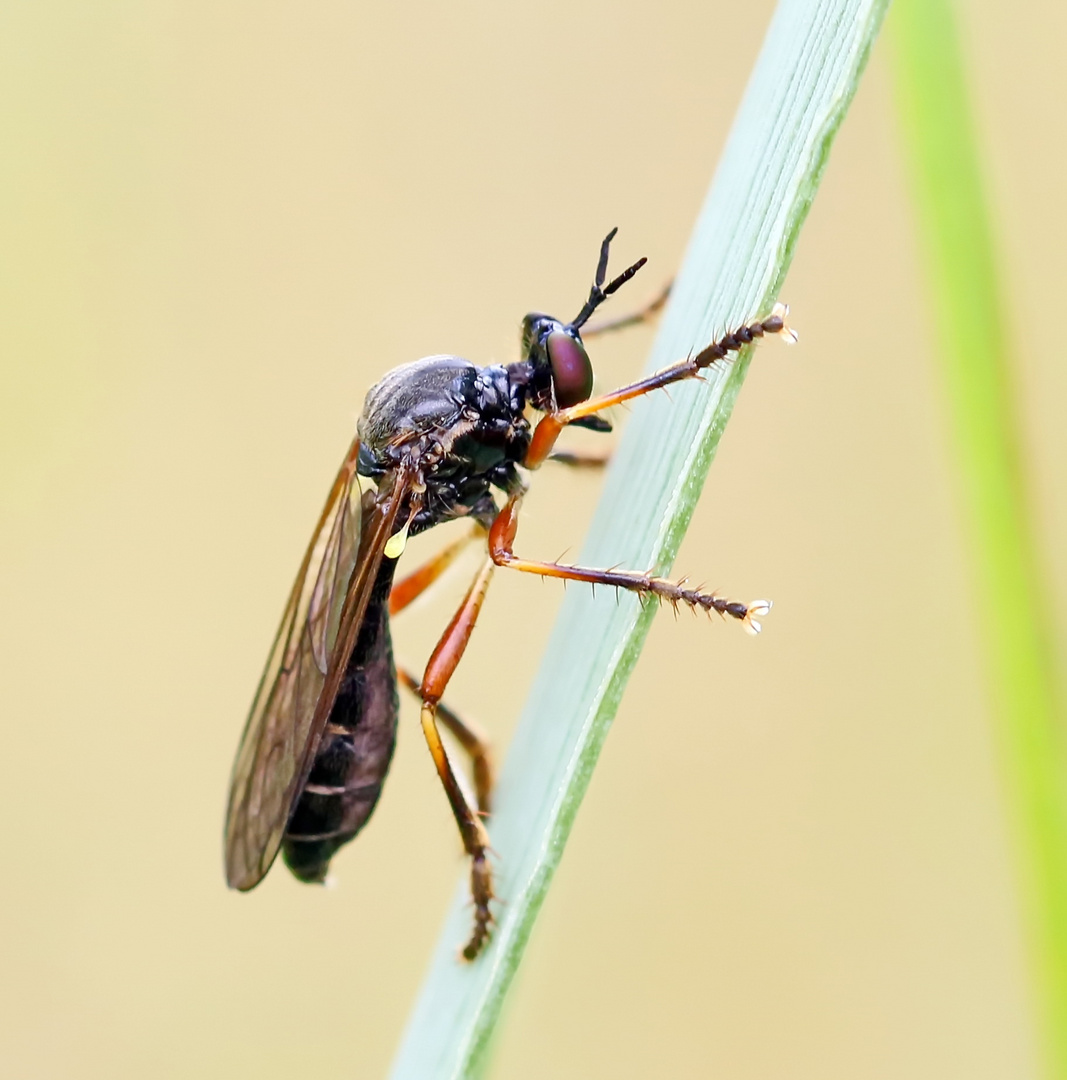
[2,1,1064,1077]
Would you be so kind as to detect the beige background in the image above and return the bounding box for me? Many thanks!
[2,1,1064,1077]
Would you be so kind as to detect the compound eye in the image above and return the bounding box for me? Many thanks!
[546,331,593,409]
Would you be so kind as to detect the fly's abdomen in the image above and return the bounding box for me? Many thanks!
[282,562,399,883]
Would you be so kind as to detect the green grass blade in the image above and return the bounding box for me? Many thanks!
[390,1,889,1075]
[889,3,1067,1075]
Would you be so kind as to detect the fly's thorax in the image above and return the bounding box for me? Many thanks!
[356,354,531,494]
[357,355,473,461]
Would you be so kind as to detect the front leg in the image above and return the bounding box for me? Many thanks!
[524,306,797,468]
[580,280,671,338]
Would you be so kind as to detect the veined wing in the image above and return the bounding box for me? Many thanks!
[223,437,410,890]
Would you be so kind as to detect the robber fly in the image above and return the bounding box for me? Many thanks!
[224,229,796,960]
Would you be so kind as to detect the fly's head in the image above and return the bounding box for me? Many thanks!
[517,312,594,414]
[507,228,646,432]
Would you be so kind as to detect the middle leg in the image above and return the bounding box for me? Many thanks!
[580,279,671,338]
[389,522,485,615]
[488,494,771,634]
[546,449,612,468]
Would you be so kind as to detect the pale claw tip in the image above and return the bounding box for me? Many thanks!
[769,302,798,343]
[743,599,772,635]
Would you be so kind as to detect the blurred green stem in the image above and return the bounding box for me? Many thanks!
[890,2,1067,1074]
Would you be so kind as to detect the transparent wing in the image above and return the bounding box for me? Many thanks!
[223,437,410,890]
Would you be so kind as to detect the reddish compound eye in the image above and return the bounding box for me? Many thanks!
[546,331,593,409]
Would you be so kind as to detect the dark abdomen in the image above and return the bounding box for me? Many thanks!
[282,559,399,882]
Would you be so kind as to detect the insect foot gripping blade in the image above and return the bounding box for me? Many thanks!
[462,852,495,962]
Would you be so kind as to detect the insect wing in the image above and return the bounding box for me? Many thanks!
[224,436,381,890]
